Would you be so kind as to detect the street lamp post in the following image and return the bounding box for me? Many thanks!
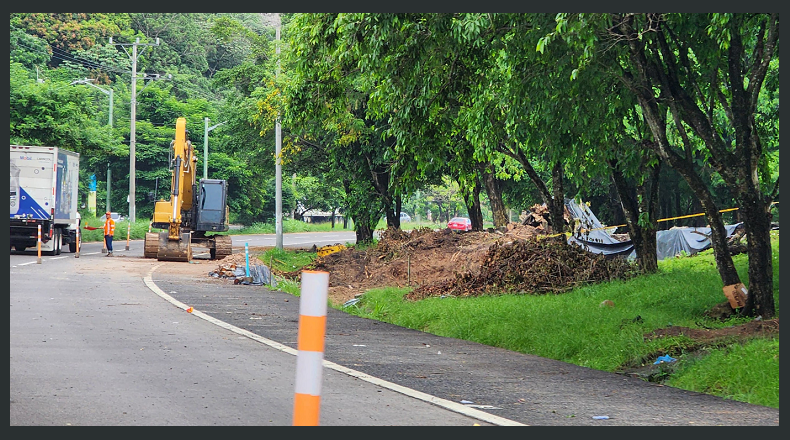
[203,118,227,180]
[275,14,283,250]
[71,78,114,217]
[70,78,113,127]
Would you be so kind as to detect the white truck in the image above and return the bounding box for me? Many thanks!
[10,145,80,254]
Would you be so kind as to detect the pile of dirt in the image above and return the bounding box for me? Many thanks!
[405,235,638,300]
[309,224,636,305]
[310,227,502,305]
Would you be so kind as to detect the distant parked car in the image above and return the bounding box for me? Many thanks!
[110,212,124,222]
[400,212,412,222]
[447,217,472,232]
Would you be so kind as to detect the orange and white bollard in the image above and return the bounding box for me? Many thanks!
[148,221,152,233]
[75,225,81,258]
[126,221,131,250]
[292,270,330,426]
[37,224,42,264]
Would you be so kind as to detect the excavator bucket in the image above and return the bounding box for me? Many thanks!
[156,231,192,262]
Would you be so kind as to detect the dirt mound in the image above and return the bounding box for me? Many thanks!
[406,235,638,300]
[311,227,502,305]
[310,224,636,306]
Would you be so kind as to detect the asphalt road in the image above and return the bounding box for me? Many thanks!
[9,239,494,426]
[10,234,781,426]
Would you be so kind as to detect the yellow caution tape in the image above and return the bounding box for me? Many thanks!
[532,201,778,238]
[576,201,778,234]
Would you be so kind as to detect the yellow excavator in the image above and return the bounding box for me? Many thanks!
[143,117,232,262]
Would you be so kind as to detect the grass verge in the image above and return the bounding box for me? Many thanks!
[307,231,781,408]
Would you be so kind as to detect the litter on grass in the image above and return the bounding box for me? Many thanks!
[654,355,677,364]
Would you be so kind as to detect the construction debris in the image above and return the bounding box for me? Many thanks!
[309,225,637,305]
[405,235,638,300]
[208,253,276,286]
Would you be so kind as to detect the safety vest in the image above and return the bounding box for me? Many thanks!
[104,218,116,236]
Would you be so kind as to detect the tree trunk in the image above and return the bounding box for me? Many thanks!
[548,161,566,234]
[478,162,508,229]
[461,176,484,231]
[355,221,375,244]
[737,190,775,318]
[609,158,659,273]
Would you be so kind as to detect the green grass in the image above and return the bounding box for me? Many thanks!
[278,230,781,408]
[257,247,318,273]
[667,337,779,408]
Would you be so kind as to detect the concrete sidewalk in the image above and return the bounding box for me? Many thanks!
[149,269,780,426]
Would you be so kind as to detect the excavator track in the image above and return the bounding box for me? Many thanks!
[211,235,233,260]
[157,231,193,262]
[143,232,160,258]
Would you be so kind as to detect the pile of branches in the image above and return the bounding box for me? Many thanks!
[520,203,572,230]
[405,236,639,300]
[374,226,459,260]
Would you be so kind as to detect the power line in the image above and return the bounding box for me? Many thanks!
[14,38,133,76]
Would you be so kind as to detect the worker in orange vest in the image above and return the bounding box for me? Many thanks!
[102,211,116,256]
[82,211,116,256]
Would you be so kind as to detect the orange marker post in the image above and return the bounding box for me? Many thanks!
[75,224,81,258]
[292,270,330,426]
[37,224,42,264]
[125,221,131,250]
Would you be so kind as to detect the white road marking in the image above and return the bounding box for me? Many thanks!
[143,265,525,427]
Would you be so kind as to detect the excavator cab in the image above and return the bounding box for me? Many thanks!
[194,179,229,232]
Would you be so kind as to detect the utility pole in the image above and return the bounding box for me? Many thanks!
[111,36,161,223]
[203,117,227,180]
[275,14,283,250]
[106,165,111,213]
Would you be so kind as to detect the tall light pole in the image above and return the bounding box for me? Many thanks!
[111,36,161,223]
[71,78,114,217]
[275,14,283,250]
[70,78,113,128]
[203,118,227,180]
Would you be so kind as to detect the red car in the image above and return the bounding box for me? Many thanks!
[447,217,472,232]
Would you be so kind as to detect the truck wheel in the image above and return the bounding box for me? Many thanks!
[55,229,62,255]
[69,240,77,253]
[14,245,26,252]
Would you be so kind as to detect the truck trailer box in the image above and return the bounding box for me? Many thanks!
[10,145,80,253]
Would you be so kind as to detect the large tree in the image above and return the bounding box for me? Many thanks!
[546,13,778,317]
